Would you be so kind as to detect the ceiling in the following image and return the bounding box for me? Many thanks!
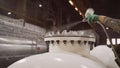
[0,0,120,45]
[89,0,120,18]
[0,0,81,29]
[0,0,120,29]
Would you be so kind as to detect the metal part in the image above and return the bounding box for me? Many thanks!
[85,8,94,18]
[0,15,46,40]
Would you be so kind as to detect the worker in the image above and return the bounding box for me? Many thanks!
[84,8,120,67]
[85,8,120,33]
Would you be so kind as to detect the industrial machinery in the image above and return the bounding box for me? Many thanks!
[7,29,111,68]
[6,8,120,68]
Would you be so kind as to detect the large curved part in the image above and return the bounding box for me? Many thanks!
[8,52,107,68]
[90,45,119,68]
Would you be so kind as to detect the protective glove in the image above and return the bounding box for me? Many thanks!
[86,14,99,23]
[85,8,99,23]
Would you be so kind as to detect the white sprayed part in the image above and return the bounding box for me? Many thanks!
[49,40,90,55]
[8,53,107,68]
[90,45,119,68]
[45,36,95,55]
[44,36,95,42]
[8,30,109,68]
[8,37,108,68]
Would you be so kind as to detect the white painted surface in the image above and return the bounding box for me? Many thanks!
[8,52,107,68]
[8,38,108,68]
[90,45,119,68]
[8,30,109,68]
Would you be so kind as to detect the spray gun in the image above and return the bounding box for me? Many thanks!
[84,8,120,67]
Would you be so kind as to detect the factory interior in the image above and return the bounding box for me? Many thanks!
[0,0,120,68]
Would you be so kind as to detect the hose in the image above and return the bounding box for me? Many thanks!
[97,21,120,67]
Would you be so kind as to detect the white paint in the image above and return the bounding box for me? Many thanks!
[90,45,119,68]
[8,30,110,68]
[8,53,107,68]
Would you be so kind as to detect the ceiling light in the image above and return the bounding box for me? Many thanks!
[79,12,82,15]
[8,12,12,15]
[39,4,42,7]
[75,7,78,11]
[69,0,74,6]
[106,27,109,29]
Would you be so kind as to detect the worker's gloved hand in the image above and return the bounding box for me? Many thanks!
[85,8,99,23]
[86,14,99,23]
